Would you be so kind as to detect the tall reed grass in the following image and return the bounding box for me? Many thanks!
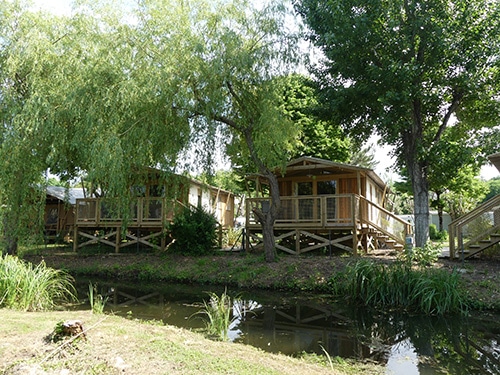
[196,290,240,341]
[0,255,76,311]
[331,260,468,315]
[88,282,108,314]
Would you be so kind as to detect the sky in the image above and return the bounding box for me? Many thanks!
[31,0,499,181]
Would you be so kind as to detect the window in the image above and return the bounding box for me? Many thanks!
[317,180,336,195]
[149,184,165,197]
[297,181,313,195]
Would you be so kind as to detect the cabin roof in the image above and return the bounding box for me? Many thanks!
[488,153,500,174]
[46,186,86,205]
[280,156,387,189]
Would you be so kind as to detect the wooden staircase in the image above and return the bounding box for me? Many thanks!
[360,226,405,254]
[461,233,500,259]
[449,195,500,259]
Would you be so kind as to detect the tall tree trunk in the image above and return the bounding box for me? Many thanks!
[3,213,18,255]
[404,98,430,249]
[254,170,280,262]
[410,162,430,248]
[436,191,444,232]
[261,215,277,262]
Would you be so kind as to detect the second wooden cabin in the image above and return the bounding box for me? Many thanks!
[246,156,412,255]
[71,169,235,253]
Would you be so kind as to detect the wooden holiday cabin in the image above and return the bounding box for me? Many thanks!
[45,186,86,242]
[73,170,235,253]
[245,157,412,255]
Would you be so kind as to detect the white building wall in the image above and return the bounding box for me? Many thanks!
[188,184,219,220]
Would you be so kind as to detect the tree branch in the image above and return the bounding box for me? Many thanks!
[433,90,463,144]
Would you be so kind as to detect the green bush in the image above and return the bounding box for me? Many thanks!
[429,224,448,241]
[398,241,441,267]
[168,206,218,255]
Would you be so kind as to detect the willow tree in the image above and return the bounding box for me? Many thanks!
[0,0,300,260]
[296,0,500,247]
[134,0,301,261]
[0,1,190,252]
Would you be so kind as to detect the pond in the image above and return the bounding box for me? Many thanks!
[74,279,500,375]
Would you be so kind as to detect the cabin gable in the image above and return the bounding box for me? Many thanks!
[277,157,386,207]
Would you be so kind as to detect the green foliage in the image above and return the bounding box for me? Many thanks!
[195,290,240,341]
[0,255,76,311]
[296,0,500,248]
[88,282,108,314]
[222,227,242,248]
[198,170,246,196]
[398,242,442,267]
[168,206,218,255]
[280,74,351,162]
[348,143,379,170]
[331,260,468,315]
[483,177,500,202]
[429,224,448,242]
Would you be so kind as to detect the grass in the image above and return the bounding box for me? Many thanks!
[195,290,240,341]
[0,255,76,311]
[332,260,469,315]
[20,249,498,313]
[0,309,377,374]
[87,282,108,314]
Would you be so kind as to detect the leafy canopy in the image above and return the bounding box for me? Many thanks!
[296,0,500,246]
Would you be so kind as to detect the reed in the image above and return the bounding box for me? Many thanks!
[196,290,239,341]
[88,282,108,314]
[0,255,76,311]
[334,260,468,315]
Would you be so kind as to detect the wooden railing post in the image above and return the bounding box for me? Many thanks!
[321,196,327,227]
[352,194,358,256]
[449,222,455,259]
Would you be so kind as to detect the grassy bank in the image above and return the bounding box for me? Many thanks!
[21,246,500,311]
[0,309,382,374]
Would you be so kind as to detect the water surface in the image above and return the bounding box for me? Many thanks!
[76,280,500,374]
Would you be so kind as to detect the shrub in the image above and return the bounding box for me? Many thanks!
[168,206,218,255]
[429,224,448,241]
[398,241,441,267]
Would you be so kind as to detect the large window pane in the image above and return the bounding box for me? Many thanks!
[297,182,313,195]
[318,180,336,195]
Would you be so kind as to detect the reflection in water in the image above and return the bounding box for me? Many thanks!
[76,281,500,375]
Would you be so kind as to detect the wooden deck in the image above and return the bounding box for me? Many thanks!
[73,197,178,252]
[245,194,412,255]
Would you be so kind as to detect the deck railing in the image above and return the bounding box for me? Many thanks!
[359,196,412,243]
[246,194,411,242]
[247,194,358,228]
[449,194,500,258]
[75,197,175,226]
